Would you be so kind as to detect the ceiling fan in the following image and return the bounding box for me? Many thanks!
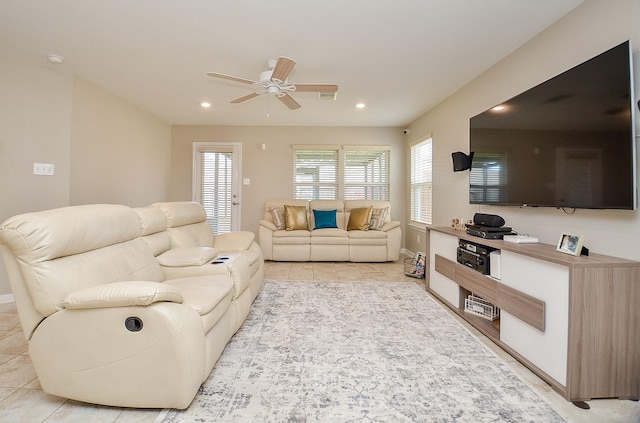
[206,56,338,110]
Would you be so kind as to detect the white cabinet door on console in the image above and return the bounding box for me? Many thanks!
[429,231,459,308]
[500,251,569,386]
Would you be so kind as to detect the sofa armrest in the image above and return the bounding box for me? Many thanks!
[259,219,277,231]
[213,231,255,251]
[381,221,401,232]
[62,281,183,310]
[156,247,219,267]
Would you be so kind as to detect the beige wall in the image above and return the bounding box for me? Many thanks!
[405,0,640,261]
[70,78,172,206]
[0,59,73,221]
[0,65,172,296]
[171,125,406,238]
[0,59,74,297]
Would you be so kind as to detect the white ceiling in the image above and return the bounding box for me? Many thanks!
[0,0,584,127]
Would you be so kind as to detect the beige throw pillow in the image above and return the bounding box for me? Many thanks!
[369,207,389,230]
[269,207,285,230]
[347,206,373,231]
[284,205,308,231]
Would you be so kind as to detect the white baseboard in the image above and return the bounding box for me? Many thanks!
[0,294,15,304]
[401,248,414,257]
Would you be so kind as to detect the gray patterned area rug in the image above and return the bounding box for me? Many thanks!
[158,280,565,422]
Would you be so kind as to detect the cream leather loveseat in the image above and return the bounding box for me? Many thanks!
[0,202,264,409]
[259,199,401,262]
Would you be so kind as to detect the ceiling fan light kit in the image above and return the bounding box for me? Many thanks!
[207,56,338,110]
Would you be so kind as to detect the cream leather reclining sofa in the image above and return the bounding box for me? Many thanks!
[0,201,264,409]
[259,199,401,262]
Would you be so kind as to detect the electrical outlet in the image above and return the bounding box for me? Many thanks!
[33,163,54,176]
[417,234,421,244]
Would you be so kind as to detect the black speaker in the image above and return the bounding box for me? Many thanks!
[473,213,505,228]
[452,151,474,172]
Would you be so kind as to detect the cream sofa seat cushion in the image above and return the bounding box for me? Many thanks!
[349,229,388,245]
[164,276,234,332]
[157,247,219,267]
[273,229,311,243]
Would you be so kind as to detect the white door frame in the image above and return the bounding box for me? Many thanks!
[192,142,242,232]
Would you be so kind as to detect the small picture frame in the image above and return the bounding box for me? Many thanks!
[556,232,584,256]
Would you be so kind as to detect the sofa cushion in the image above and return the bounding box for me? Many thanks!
[269,207,285,230]
[163,276,233,317]
[164,276,234,332]
[273,230,311,245]
[369,207,390,230]
[313,209,338,229]
[347,206,373,231]
[156,247,219,267]
[349,230,388,245]
[310,228,348,238]
[284,205,308,230]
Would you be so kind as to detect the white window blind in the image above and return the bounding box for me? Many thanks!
[197,147,232,234]
[293,145,391,200]
[293,147,339,200]
[343,147,390,200]
[410,138,432,224]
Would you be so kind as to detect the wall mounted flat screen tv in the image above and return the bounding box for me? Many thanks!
[469,40,636,210]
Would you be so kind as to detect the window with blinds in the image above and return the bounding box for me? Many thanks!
[198,149,233,234]
[469,152,506,204]
[293,145,390,200]
[293,147,339,200]
[410,138,432,225]
[343,147,390,200]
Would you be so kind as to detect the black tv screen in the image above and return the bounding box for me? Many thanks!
[469,41,636,210]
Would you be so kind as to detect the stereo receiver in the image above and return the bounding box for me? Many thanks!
[456,239,496,275]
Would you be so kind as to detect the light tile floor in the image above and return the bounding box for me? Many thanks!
[0,259,638,422]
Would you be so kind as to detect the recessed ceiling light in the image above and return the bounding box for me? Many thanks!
[47,54,64,64]
[355,103,366,109]
[201,102,211,108]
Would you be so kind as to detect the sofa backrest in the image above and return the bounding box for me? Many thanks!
[135,206,171,256]
[152,202,214,248]
[0,204,165,339]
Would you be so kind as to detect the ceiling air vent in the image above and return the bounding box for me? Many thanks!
[318,92,337,100]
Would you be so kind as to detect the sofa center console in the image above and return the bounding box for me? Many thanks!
[426,226,640,404]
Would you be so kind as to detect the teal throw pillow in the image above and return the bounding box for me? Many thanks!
[313,209,338,229]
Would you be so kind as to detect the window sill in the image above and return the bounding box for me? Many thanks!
[408,222,427,232]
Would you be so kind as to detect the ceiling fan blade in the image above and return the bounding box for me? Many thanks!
[293,84,339,93]
[206,72,256,85]
[231,92,261,103]
[278,93,301,110]
[271,56,296,83]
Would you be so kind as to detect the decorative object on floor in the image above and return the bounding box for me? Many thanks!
[404,252,425,278]
[158,281,565,423]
